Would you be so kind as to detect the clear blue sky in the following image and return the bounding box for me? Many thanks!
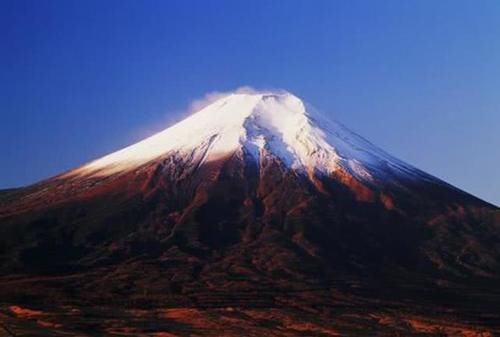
[1,0,499,205]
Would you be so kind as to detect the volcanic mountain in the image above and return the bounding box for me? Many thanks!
[0,91,499,336]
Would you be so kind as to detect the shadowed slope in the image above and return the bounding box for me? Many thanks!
[0,91,498,335]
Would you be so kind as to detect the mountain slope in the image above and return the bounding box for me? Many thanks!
[0,90,498,336]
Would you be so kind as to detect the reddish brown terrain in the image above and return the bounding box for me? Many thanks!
[0,92,499,336]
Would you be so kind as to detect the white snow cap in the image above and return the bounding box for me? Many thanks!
[71,89,424,182]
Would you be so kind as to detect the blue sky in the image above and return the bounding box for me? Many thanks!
[1,0,499,205]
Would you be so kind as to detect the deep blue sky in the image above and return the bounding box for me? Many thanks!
[1,0,499,205]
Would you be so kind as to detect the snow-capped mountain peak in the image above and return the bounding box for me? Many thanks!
[69,90,424,183]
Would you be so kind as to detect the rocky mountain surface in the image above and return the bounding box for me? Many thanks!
[0,91,498,336]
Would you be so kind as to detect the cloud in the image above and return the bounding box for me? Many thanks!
[187,86,284,113]
[188,91,230,113]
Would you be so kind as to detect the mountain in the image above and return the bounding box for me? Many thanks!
[0,91,499,336]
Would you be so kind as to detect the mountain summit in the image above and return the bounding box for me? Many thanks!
[73,91,429,184]
[0,90,498,335]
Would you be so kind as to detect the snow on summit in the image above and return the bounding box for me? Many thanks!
[71,89,426,183]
